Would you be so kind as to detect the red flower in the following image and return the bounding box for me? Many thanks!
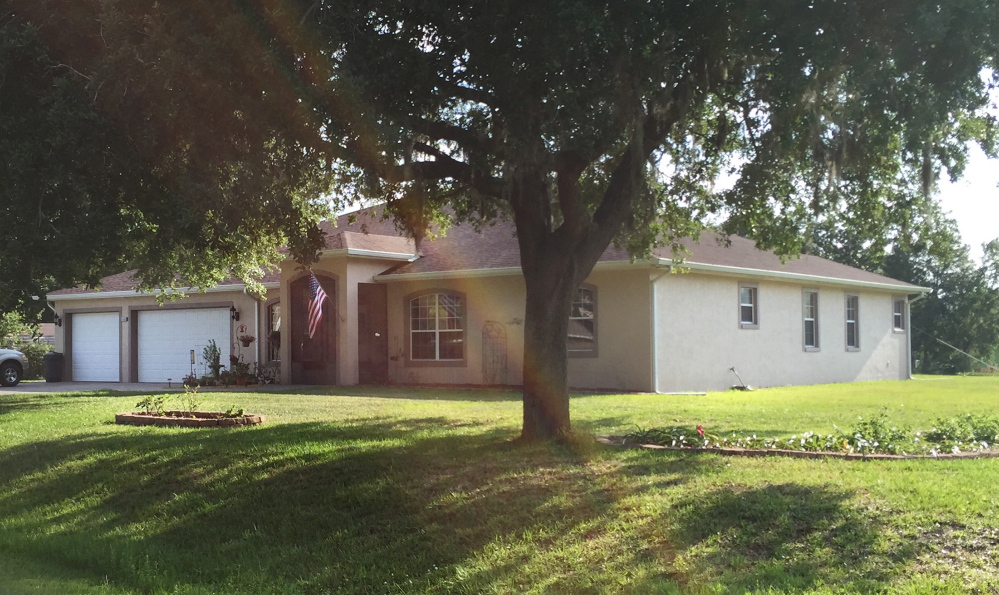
[696,425,705,437]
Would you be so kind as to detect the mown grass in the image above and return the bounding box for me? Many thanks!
[0,376,997,594]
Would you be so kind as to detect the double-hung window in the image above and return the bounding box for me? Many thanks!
[892,299,906,331]
[739,284,759,328]
[409,292,465,362]
[845,295,860,350]
[803,291,819,350]
[568,285,597,356]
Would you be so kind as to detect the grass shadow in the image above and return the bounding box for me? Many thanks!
[0,417,707,593]
[0,394,54,416]
[668,483,910,592]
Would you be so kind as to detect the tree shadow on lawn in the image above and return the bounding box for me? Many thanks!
[668,483,911,592]
[0,419,912,594]
[0,394,54,417]
[0,418,717,593]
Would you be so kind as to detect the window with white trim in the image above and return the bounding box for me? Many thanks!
[739,284,758,328]
[409,292,465,361]
[568,285,596,355]
[803,291,819,350]
[893,299,906,331]
[845,295,860,350]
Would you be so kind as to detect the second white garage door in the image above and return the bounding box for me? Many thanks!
[137,309,230,382]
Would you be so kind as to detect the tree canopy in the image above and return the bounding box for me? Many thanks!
[6,0,999,438]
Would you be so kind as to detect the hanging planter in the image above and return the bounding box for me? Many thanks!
[238,334,255,348]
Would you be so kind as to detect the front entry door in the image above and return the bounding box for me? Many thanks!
[358,283,388,384]
[291,274,337,384]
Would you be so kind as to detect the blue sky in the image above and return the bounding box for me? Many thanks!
[936,145,999,263]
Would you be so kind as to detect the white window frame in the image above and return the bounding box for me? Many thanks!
[406,291,466,365]
[892,298,906,332]
[738,283,759,329]
[845,294,860,351]
[803,290,819,351]
[567,284,598,358]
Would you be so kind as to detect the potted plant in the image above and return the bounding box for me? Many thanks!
[238,334,255,348]
[203,340,224,378]
[231,359,252,386]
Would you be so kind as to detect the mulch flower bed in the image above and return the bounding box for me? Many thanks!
[115,411,265,428]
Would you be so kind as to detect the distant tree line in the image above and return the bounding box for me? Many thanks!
[809,197,999,374]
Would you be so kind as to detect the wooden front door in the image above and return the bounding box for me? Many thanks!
[290,274,337,385]
[357,283,388,384]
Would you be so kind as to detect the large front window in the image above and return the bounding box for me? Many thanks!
[568,286,596,355]
[410,293,465,361]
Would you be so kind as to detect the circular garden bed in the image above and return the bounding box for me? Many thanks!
[115,411,265,428]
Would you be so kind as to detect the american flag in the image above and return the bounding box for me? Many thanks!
[308,274,328,339]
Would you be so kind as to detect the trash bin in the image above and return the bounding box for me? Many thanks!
[44,352,64,382]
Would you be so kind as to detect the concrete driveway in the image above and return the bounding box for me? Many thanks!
[0,381,185,395]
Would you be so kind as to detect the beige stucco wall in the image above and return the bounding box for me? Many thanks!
[51,288,276,382]
[278,256,395,385]
[52,259,913,394]
[381,267,654,391]
[653,271,910,392]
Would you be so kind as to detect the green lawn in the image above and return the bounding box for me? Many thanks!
[0,377,997,594]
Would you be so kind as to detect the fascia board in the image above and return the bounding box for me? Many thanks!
[668,259,932,294]
[47,282,280,302]
[318,248,418,261]
[372,259,655,282]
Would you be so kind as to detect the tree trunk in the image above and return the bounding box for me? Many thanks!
[520,259,578,441]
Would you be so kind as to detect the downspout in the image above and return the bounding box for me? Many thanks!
[906,293,926,380]
[650,266,670,393]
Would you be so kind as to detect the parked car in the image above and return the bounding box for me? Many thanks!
[0,349,29,387]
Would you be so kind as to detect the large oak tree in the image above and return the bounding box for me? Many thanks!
[8,0,999,439]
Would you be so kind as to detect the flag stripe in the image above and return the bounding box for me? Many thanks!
[308,274,328,339]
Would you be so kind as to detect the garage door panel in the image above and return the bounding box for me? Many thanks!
[71,313,121,382]
[138,309,230,383]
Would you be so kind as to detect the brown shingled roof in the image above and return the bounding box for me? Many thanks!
[50,205,920,296]
[377,215,920,290]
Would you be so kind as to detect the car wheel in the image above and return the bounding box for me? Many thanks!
[1,361,21,387]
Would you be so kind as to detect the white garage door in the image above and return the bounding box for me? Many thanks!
[138,309,230,382]
[71,312,121,381]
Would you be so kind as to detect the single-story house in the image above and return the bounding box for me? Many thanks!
[48,207,929,392]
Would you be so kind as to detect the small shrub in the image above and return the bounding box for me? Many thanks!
[136,395,168,415]
[181,385,201,416]
[17,341,52,380]
[222,405,244,418]
[841,411,911,455]
[924,413,999,450]
[203,340,223,378]
[626,426,704,448]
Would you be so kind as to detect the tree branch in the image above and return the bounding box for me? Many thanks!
[554,150,590,234]
[410,116,495,155]
[378,150,504,198]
